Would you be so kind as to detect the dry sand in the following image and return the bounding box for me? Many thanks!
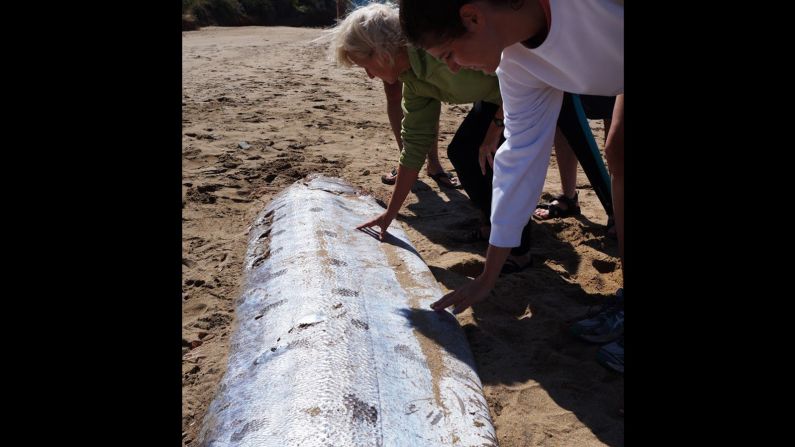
[182,26,623,447]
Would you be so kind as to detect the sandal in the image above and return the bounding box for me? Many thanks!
[381,167,398,185]
[428,171,463,189]
[534,192,581,220]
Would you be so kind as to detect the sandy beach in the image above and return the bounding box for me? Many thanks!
[182,26,623,446]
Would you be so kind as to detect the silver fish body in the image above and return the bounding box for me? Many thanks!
[198,176,497,447]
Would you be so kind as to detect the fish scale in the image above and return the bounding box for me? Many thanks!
[198,175,497,447]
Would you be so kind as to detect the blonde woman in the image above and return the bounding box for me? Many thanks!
[325,3,534,273]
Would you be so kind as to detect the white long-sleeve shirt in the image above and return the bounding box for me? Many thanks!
[490,0,623,248]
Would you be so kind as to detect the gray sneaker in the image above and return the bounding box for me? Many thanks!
[570,288,624,343]
[597,335,624,374]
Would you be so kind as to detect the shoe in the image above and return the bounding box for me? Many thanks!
[597,335,624,374]
[570,288,624,343]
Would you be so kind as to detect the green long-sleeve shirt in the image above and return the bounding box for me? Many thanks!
[397,47,502,171]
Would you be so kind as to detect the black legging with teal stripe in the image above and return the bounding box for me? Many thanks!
[558,93,615,218]
[446,94,614,256]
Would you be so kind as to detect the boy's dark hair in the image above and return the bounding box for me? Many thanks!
[399,0,468,48]
[399,0,522,48]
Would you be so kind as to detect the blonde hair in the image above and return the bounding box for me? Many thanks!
[321,2,406,68]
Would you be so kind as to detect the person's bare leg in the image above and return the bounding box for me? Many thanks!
[382,80,403,183]
[605,96,624,272]
[534,127,578,219]
[602,117,617,238]
[555,127,578,198]
[425,123,460,188]
[425,126,445,175]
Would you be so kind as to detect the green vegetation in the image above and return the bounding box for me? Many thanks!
[182,0,338,29]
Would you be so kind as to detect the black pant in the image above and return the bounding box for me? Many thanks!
[557,93,615,217]
[447,95,615,256]
[447,101,533,256]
